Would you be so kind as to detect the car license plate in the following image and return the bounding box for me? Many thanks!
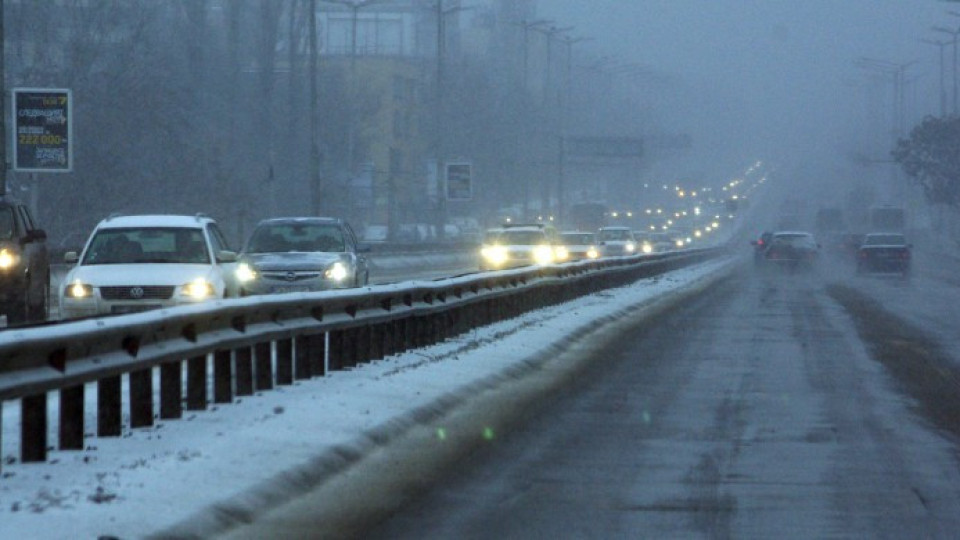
[111,304,161,314]
[270,286,309,294]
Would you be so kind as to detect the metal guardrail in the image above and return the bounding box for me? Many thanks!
[0,248,721,468]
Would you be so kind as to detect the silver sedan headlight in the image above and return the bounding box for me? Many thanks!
[324,261,349,282]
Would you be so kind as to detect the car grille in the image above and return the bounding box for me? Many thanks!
[100,286,176,300]
[260,272,322,282]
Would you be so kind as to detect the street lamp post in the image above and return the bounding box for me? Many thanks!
[921,38,949,116]
[533,25,572,218]
[933,25,959,115]
[517,19,552,220]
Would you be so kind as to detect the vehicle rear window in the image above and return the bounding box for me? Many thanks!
[863,234,905,246]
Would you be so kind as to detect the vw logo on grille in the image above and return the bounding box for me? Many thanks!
[284,271,297,282]
[129,287,145,299]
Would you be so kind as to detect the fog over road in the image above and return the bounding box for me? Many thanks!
[225,257,960,538]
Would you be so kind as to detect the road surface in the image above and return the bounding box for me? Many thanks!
[219,258,960,538]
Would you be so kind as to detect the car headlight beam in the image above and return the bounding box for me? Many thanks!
[0,248,19,270]
[65,280,93,299]
[236,262,258,283]
[182,278,215,299]
[481,245,508,266]
[533,245,554,265]
[324,261,349,282]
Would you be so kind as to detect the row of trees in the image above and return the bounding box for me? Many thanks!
[4,1,660,247]
[893,115,960,209]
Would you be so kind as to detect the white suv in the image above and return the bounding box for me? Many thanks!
[59,214,238,319]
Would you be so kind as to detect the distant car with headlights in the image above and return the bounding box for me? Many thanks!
[0,199,49,324]
[59,214,238,319]
[762,231,819,270]
[596,226,637,256]
[558,231,599,261]
[856,233,911,277]
[479,224,560,270]
[235,217,369,295]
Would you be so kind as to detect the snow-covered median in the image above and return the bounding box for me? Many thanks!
[0,257,737,539]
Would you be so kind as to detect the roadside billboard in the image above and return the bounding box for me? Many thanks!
[13,88,73,172]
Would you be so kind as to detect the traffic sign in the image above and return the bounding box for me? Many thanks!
[446,161,472,201]
[13,88,72,172]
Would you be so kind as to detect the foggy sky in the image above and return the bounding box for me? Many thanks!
[537,0,948,191]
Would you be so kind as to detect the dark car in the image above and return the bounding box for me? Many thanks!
[0,199,49,324]
[856,233,911,277]
[750,231,774,265]
[235,217,370,295]
[762,231,819,270]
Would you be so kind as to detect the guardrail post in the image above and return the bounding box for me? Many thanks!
[59,385,84,450]
[343,328,359,367]
[21,394,47,462]
[235,345,253,396]
[214,349,232,404]
[130,368,153,428]
[187,355,207,410]
[328,331,343,371]
[294,336,312,380]
[370,324,384,361]
[276,338,293,385]
[160,361,182,419]
[255,342,273,391]
[98,375,122,437]
[397,318,409,353]
[356,326,372,363]
[308,333,325,376]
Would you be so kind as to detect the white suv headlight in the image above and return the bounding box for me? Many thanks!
[182,278,215,299]
[533,245,554,265]
[0,248,20,269]
[65,280,93,299]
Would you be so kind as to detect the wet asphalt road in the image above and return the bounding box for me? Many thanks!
[221,261,960,539]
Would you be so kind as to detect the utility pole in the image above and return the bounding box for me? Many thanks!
[323,1,386,182]
[517,19,551,221]
[532,25,571,219]
[0,0,6,197]
[556,35,590,226]
[309,0,322,215]
[933,24,959,115]
[921,38,949,116]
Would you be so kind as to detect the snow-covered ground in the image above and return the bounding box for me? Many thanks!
[0,256,736,539]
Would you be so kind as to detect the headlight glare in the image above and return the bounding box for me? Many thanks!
[587,247,599,259]
[533,245,554,265]
[324,261,349,281]
[236,262,257,282]
[0,248,19,269]
[554,246,569,261]
[625,242,636,253]
[482,245,508,266]
[66,280,93,299]
[182,278,215,299]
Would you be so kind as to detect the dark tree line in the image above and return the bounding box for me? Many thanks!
[893,115,960,208]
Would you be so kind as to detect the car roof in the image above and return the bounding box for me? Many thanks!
[773,231,813,237]
[598,226,631,231]
[500,226,546,232]
[256,217,344,227]
[96,214,215,229]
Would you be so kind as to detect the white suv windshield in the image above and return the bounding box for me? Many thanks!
[82,227,210,265]
[499,230,547,245]
[599,230,632,241]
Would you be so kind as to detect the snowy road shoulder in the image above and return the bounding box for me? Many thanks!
[0,257,738,540]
